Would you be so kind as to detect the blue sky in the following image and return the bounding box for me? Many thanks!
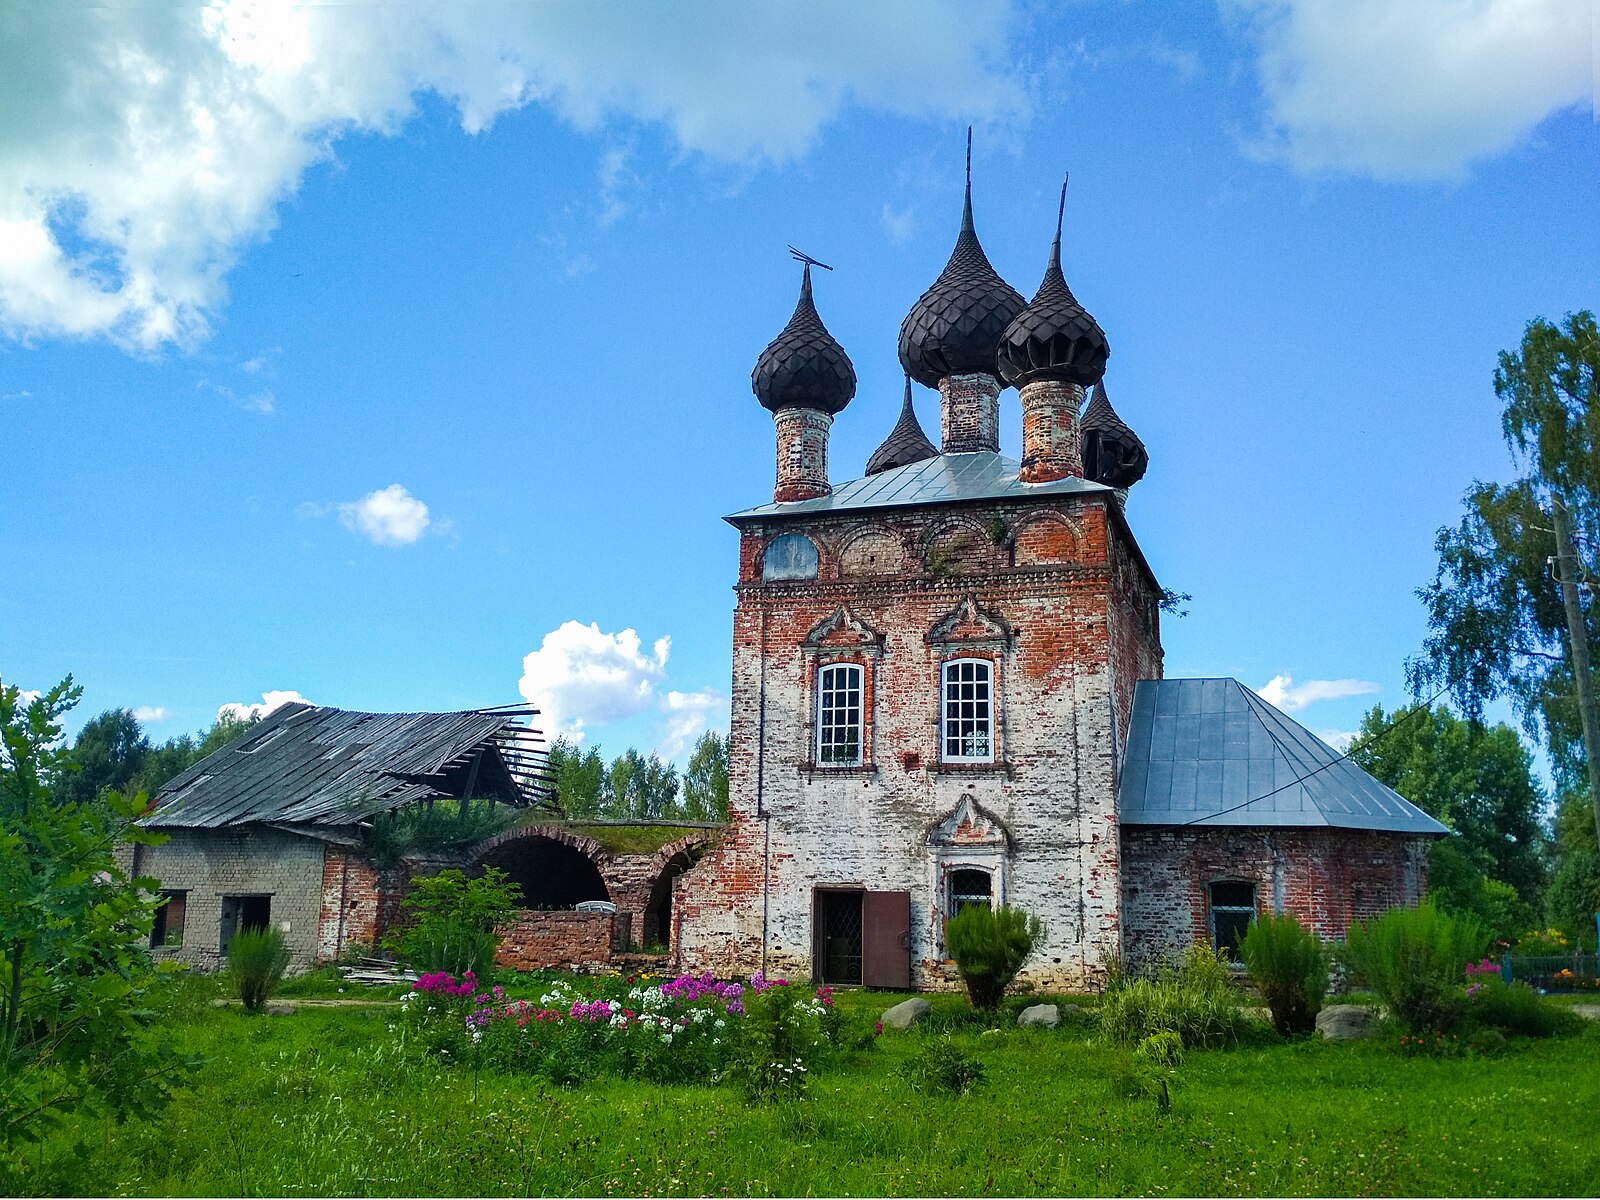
[2,0,1596,764]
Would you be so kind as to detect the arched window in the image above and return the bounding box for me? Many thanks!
[941,658,993,762]
[816,663,863,765]
[949,868,992,916]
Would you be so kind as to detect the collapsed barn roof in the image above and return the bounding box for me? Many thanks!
[147,702,551,829]
[1118,678,1448,835]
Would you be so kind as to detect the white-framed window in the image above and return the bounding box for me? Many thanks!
[816,663,864,765]
[941,658,993,762]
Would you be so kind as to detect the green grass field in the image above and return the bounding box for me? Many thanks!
[9,978,1600,1197]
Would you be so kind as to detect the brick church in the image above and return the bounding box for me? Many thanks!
[675,163,1446,991]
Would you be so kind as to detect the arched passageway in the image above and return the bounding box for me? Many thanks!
[642,845,704,951]
[479,835,610,909]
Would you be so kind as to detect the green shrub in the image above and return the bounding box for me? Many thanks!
[1468,979,1583,1038]
[1340,902,1487,1034]
[228,926,290,1013]
[728,983,826,1101]
[944,904,1044,1012]
[1100,979,1248,1049]
[384,867,520,976]
[1239,913,1328,1035]
[1175,944,1236,999]
[900,1036,986,1094]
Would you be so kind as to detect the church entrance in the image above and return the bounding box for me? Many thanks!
[812,888,911,988]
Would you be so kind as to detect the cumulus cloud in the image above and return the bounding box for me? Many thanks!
[519,621,671,742]
[1224,0,1594,179]
[1,0,1023,350]
[218,688,312,722]
[337,484,431,547]
[132,705,171,722]
[1257,673,1380,712]
[658,688,729,760]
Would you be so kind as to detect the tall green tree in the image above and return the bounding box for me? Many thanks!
[602,749,679,820]
[1411,312,1600,816]
[547,736,605,819]
[682,730,729,822]
[56,708,149,808]
[1,677,192,1165]
[1352,704,1548,902]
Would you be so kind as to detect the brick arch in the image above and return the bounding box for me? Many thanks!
[470,825,615,910]
[1011,512,1082,566]
[642,832,718,952]
[836,526,909,577]
[922,515,1002,575]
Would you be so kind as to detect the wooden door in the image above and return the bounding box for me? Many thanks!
[862,890,911,989]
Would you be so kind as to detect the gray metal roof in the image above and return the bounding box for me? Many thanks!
[1118,678,1449,835]
[727,450,1108,522]
[147,703,550,829]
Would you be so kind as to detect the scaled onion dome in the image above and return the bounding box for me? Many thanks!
[1080,381,1148,488]
[866,377,939,475]
[997,176,1109,389]
[752,262,856,415]
[897,141,1024,388]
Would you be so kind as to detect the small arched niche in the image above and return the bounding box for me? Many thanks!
[763,533,819,581]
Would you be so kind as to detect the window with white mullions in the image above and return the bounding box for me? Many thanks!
[817,663,864,765]
[941,658,993,762]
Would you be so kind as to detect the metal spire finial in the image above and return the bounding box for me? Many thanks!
[961,126,974,233]
[787,246,833,271]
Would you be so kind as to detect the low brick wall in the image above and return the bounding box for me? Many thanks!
[494,910,627,972]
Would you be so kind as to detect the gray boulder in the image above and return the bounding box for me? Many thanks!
[1017,1003,1060,1028]
[1316,1004,1378,1040]
[881,998,931,1030]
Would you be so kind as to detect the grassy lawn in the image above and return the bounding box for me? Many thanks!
[9,979,1599,1197]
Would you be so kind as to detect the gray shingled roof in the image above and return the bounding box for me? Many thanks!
[1119,678,1448,835]
[727,450,1108,522]
[147,703,549,829]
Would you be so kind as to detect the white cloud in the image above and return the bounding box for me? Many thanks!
[1,0,1024,350]
[132,705,171,722]
[1224,0,1594,180]
[2,389,31,402]
[338,483,430,547]
[658,688,728,760]
[518,621,671,742]
[1316,728,1358,752]
[881,202,919,245]
[1257,672,1380,712]
[218,688,312,722]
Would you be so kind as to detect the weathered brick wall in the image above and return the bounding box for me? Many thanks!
[1018,380,1083,482]
[136,826,329,971]
[938,372,1000,453]
[316,848,410,962]
[494,911,618,972]
[773,408,833,502]
[1120,826,1433,967]
[677,489,1165,990]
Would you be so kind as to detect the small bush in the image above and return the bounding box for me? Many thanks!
[1468,979,1583,1039]
[1340,902,1487,1035]
[385,867,520,976]
[901,1036,986,1094]
[1098,973,1250,1049]
[945,904,1044,1012]
[1239,913,1328,1035]
[728,981,826,1101]
[1175,944,1235,999]
[228,927,290,1013]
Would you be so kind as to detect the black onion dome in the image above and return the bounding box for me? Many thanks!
[1081,381,1148,488]
[998,177,1109,389]
[752,263,856,415]
[866,377,939,475]
[897,158,1024,388]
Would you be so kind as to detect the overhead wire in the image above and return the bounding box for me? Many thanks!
[1176,683,1451,827]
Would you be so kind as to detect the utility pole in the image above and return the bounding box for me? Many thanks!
[1551,496,1600,844]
